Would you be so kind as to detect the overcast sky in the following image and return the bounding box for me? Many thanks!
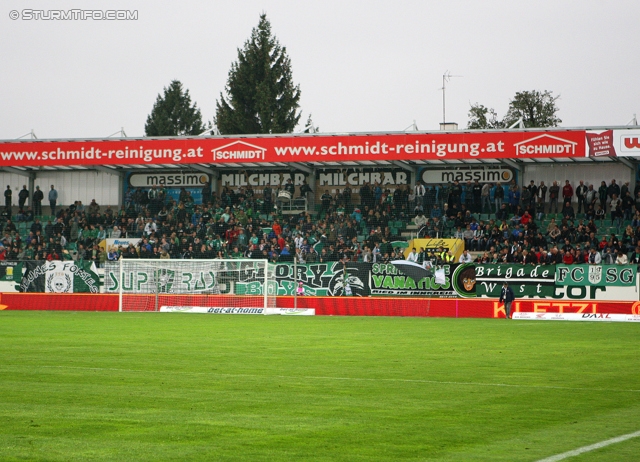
[1,0,638,140]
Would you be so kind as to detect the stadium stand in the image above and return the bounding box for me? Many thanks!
[3,178,640,268]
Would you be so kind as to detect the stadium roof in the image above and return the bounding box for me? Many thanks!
[1,125,638,177]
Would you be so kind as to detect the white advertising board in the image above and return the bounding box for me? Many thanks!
[512,312,640,322]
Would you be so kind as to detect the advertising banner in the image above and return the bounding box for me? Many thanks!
[587,129,640,158]
[0,130,587,168]
[586,130,616,157]
[104,261,476,299]
[159,306,266,314]
[615,129,640,158]
[0,261,22,282]
[17,260,100,293]
[100,261,638,301]
[512,312,640,322]
[316,168,410,188]
[100,238,142,252]
[420,167,515,184]
[124,172,210,205]
[555,264,636,287]
[404,239,464,260]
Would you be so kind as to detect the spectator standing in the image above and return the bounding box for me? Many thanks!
[33,186,44,217]
[464,181,474,212]
[607,179,620,203]
[585,185,597,209]
[49,185,58,216]
[449,180,462,208]
[481,182,492,213]
[576,180,588,214]
[528,181,538,209]
[521,185,532,210]
[499,282,515,319]
[4,186,11,209]
[494,182,504,212]
[201,181,211,205]
[598,181,608,212]
[508,186,520,212]
[622,191,635,220]
[472,180,482,213]
[414,181,425,210]
[562,180,573,208]
[548,181,560,213]
[18,185,29,209]
[537,181,547,208]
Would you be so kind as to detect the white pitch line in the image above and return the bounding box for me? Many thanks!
[7,364,639,394]
[537,430,640,462]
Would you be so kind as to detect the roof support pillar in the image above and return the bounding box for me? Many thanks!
[501,159,523,190]
[617,157,636,195]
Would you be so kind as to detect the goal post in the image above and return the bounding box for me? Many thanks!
[105,259,277,313]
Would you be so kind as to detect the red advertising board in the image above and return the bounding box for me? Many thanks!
[0,130,586,167]
[0,294,637,318]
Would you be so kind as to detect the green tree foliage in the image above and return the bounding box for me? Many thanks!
[502,90,561,128]
[145,80,205,136]
[467,90,561,129]
[467,104,503,129]
[215,14,301,135]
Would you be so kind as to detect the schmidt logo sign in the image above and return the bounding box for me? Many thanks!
[514,134,578,156]
[212,141,266,162]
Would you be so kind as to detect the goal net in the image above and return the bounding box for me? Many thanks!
[104,259,276,313]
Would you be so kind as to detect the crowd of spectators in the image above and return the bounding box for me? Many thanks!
[2,177,639,267]
[0,182,411,266]
[412,178,640,266]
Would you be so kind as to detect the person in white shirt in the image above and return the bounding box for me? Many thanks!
[144,218,157,237]
[588,247,602,264]
[615,251,628,265]
[414,212,428,229]
[407,248,419,263]
[459,249,473,263]
[372,243,381,262]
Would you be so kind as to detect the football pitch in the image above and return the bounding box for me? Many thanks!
[0,311,638,461]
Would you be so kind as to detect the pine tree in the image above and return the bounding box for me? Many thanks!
[145,80,205,136]
[215,14,301,134]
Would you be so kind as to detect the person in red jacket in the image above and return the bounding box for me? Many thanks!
[562,249,574,264]
[272,220,282,237]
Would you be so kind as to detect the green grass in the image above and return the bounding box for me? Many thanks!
[0,312,638,461]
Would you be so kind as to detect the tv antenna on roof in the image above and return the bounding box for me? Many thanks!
[441,71,462,124]
[107,127,127,138]
[16,129,37,140]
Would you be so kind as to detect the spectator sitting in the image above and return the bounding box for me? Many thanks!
[561,202,575,220]
[615,250,628,265]
[602,247,615,264]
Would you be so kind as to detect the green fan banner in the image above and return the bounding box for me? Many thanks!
[555,264,636,287]
[475,264,556,298]
[17,261,100,293]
